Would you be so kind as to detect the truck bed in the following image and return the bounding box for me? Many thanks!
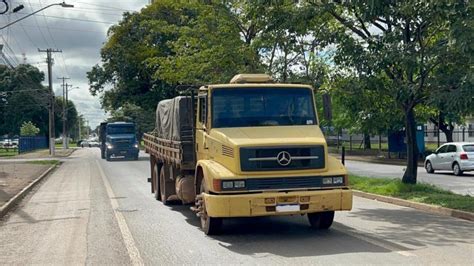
[143,133,195,170]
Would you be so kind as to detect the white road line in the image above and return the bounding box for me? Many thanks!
[95,160,144,265]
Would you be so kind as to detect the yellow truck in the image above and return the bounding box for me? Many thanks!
[144,74,352,235]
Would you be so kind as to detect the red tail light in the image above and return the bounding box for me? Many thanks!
[460,153,469,160]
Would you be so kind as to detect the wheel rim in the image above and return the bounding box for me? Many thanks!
[199,181,208,229]
[160,169,166,201]
[454,164,460,175]
[427,162,432,172]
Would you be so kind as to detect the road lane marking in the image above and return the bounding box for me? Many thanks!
[95,160,144,265]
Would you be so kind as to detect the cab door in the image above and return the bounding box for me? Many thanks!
[195,92,209,161]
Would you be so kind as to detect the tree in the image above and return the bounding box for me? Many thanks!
[108,103,154,140]
[54,97,79,139]
[307,0,472,184]
[20,121,40,136]
[0,64,49,136]
[88,1,259,114]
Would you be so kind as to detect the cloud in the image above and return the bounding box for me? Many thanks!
[1,0,148,128]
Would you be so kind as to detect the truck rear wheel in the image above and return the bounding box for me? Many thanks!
[308,211,334,229]
[154,164,161,201]
[199,181,222,235]
[160,166,172,205]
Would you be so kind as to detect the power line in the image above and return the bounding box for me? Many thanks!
[14,12,116,24]
[11,23,106,33]
[75,2,133,12]
[26,0,51,49]
[38,0,68,78]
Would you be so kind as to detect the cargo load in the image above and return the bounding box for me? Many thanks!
[155,96,193,142]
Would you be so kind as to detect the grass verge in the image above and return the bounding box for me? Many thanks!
[350,175,474,213]
[27,160,60,166]
[0,149,18,157]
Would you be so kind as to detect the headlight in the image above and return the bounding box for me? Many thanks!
[222,181,234,189]
[234,180,246,188]
[221,180,246,190]
[333,176,344,184]
[322,176,345,185]
[322,177,333,185]
[107,144,113,149]
[134,143,139,148]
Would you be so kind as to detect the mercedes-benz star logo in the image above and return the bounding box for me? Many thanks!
[276,151,292,166]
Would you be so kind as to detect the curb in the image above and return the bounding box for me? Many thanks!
[353,190,474,222]
[0,164,58,218]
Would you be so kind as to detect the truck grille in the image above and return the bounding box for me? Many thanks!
[246,176,337,190]
[240,146,325,171]
[113,139,131,149]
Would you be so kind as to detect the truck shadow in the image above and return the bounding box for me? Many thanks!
[169,205,399,257]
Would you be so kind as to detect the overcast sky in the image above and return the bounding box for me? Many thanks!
[0,0,148,129]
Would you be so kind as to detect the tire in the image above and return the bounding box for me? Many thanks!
[159,166,172,205]
[134,154,139,161]
[308,211,334,229]
[425,161,435,174]
[101,148,105,159]
[154,164,161,201]
[199,180,222,235]
[453,163,463,176]
[106,151,111,161]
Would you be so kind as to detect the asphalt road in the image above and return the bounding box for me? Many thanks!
[346,160,474,196]
[0,148,473,264]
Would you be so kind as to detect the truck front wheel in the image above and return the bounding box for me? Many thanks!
[308,211,334,229]
[199,181,222,235]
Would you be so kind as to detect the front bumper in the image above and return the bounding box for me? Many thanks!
[203,188,352,218]
[107,147,139,157]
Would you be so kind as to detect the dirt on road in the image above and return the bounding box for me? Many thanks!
[0,163,51,206]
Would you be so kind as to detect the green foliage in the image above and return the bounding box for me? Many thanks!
[53,97,79,139]
[305,0,473,183]
[0,64,49,136]
[27,160,60,166]
[350,175,474,212]
[107,103,154,139]
[20,121,40,136]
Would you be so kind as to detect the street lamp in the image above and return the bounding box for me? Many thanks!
[0,2,74,30]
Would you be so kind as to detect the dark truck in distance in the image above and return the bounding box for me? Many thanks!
[99,122,139,161]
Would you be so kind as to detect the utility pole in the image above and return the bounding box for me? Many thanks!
[39,48,62,156]
[58,77,70,149]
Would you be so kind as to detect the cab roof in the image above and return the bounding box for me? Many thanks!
[201,74,313,90]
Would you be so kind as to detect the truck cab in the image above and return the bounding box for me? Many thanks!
[100,122,139,161]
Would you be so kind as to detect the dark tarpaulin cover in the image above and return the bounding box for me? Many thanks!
[155,96,193,141]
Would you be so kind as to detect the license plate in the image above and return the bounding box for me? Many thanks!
[276,204,300,213]
[120,151,127,154]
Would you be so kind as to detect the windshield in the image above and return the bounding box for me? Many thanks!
[212,87,316,128]
[107,125,135,135]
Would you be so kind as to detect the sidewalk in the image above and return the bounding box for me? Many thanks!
[0,149,76,214]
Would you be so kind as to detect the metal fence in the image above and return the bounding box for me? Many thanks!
[324,129,474,156]
[18,136,48,154]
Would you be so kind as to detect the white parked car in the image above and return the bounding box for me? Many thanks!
[425,142,474,176]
